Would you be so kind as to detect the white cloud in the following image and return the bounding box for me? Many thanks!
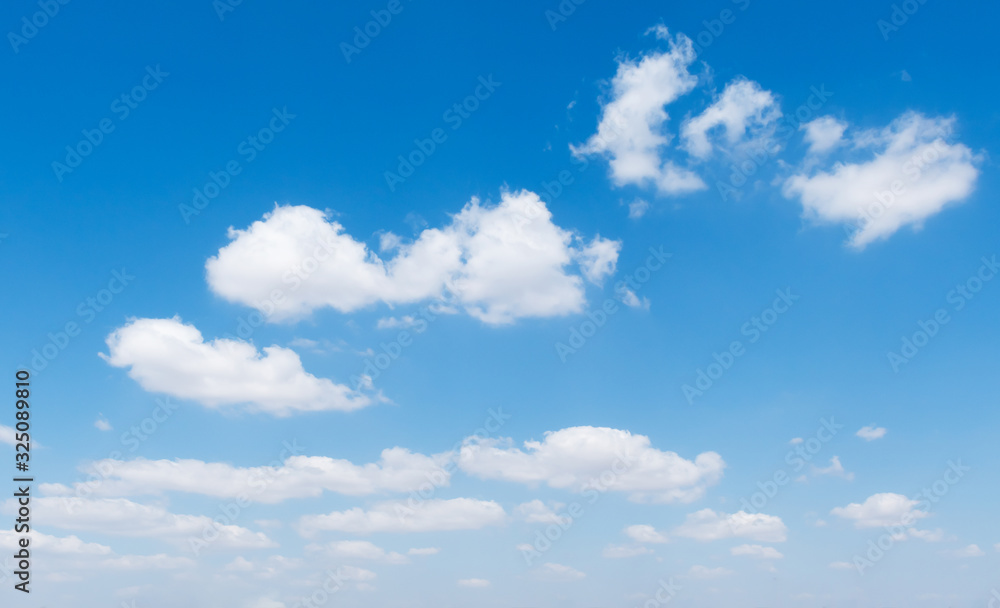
[628,198,650,219]
[730,544,783,560]
[308,540,408,564]
[783,112,980,248]
[788,437,803,445]
[0,425,14,446]
[680,78,781,159]
[298,498,506,535]
[624,524,668,544]
[812,456,855,480]
[685,565,732,579]
[42,449,450,503]
[408,547,440,556]
[94,415,112,432]
[941,544,985,558]
[457,578,491,588]
[458,426,725,503]
[673,509,787,543]
[829,561,854,570]
[376,315,421,330]
[101,317,372,416]
[801,116,847,154]
[602,544,653,558]
[830,493,929,528]
[534,562,586,582]
[571,30,705,195]
[205,194,619,325]
[516,500,568,524]
[18,497,275,550]
[856,425,887,441]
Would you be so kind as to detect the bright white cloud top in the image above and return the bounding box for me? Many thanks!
[830,492,929,528]
[672,509,787,543]
[101,317,372,416]
[457,426,725,503]
[205,192,619,325]
[783,112,979,248]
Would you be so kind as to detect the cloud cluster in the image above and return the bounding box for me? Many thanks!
[830,493,929,528]
[457,426,725,503]
[205,192,619,325]
[573,28,780,196]
[298,498,506,535]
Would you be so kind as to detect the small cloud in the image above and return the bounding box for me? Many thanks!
[627,198,650,219]
[856,426,887,441]
[534,562,585,582]
[730,544,783,560]
[941,544,985,559]
[94,415,113,432]
[624,524,668,544]
[829,561,854,570]
[602,544,653,559]
[812,456,854,481]
[900,70,912,82]
[685,565,732,579]
[408,547,440,556]
[788,437,803,445]
[457,578,490,588]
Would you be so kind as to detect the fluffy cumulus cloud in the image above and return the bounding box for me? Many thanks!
[457,426,725,503]
[812,456,855,480]
[571,29,704,195]
[783,112,980,248]
[205,193,619,325]
[516,500,568,524]
[573,27,782,201]
[673,509,787,543]
[41,448,450,503]
[23,497,275,550]
[101,317,372,416]
[830,493,929,528]
[680,77,781,159]
[298,498,506,535]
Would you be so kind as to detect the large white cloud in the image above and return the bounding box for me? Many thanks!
[0,531,194,571]
[672,509,787,543]
[101,317,372,416]
[457,426,724,503]
[571,29,704,195]
[41,448,450,503]
[298,498,506,535]
[680,77,781,159]
[19,497,275,550]
[783,112,979,248]
[830,493,929,528]
[205,192,619,325]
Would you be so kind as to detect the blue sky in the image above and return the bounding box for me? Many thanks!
[1,0,999,606]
